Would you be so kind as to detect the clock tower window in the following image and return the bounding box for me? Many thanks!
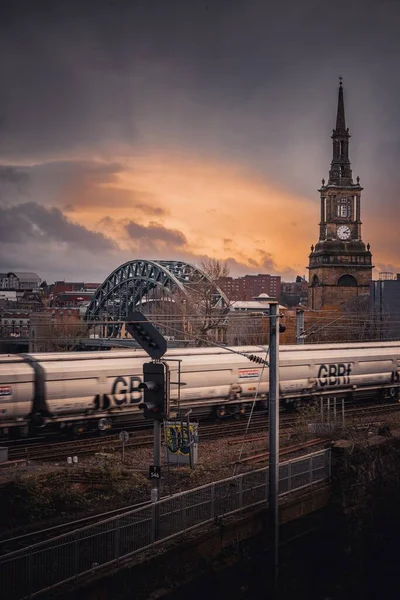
[337,197,350,218]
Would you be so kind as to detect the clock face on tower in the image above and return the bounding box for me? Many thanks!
[337,225,351,240]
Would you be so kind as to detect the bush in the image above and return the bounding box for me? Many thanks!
[0,471,86,528]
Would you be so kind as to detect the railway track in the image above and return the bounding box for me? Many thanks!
[5,402,400,463]
[5,414,270,462]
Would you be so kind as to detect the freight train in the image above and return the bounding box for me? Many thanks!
[1,341,400,436]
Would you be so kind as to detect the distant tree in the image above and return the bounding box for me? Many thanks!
[30,320,89,352]
[183,259,231,346]
[47,322,89,351]
[304,295,378,344]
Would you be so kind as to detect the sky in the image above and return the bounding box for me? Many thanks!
[1,0,400,283]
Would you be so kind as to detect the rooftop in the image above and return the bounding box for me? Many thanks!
[3,272,41,281]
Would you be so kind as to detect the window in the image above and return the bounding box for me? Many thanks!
[337,275,357,287]
[337,197,350,218]
[311,275,319,287]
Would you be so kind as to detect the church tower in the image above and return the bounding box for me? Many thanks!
[308,79,373,310]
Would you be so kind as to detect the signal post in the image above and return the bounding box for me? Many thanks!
[139,361,170,502]
[126,311,169,504]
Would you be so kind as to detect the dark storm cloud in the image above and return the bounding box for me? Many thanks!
[125,220,187,247]
[0,166,30,203]
[27,160,124,185]
[23,160,124,203]
[0,158,167,215]
[0,166,29,184]
[0,160,124,203]
[0,201,116,252]
[1,0,400,174]
[0,0,399,276]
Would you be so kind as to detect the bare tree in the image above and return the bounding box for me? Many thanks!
[226,313,269,346]
[47,322,89,351]
[303,295,378,344]
[30,319,89,352]
[183,259,231,346]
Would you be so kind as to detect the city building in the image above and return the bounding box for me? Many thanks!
[50,281,101,296]
[230,293,285,314]
[0,290,18,302]
[46,281,100,307]
[280,276,308,307]
[0,272,41,291]
[370,274,400,339]
[0,310,30,338]
[226,294,286,346]
[50,291,95,307]
[218,274,281,301]
[308,80,373,310]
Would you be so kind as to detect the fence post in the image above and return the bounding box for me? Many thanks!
[28,548,33,599]
[265,467,269,503]
[210,484,215,519]
[309,457,313,487]
[287,461,292,495]
[74,531,79,582]
[114,518,120,564]
[151,503,157,544]
[182,494,187,532]
[328,449,332,480]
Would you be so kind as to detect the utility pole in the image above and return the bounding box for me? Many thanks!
[296,309,305,344]
[269,301,280,592]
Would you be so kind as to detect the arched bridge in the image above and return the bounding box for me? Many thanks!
[85,260,229,336]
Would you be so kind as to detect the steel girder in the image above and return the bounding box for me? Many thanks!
[84,259,229,327]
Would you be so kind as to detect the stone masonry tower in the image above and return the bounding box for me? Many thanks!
[308,79,373,310]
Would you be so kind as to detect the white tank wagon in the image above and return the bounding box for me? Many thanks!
[1,342,399,436]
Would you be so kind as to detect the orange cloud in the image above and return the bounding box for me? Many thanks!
[68,153,316,277]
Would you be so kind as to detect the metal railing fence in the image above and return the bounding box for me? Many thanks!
[1,449,330,600]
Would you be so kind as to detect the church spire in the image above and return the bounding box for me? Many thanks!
[328,78,353,186]
[335,77,346,132]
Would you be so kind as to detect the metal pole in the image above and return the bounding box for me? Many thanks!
[185,409,194,470]
[152,420,161,503]
[342,398,345,429]
[269,302,280,591]
[296,309,305,345]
